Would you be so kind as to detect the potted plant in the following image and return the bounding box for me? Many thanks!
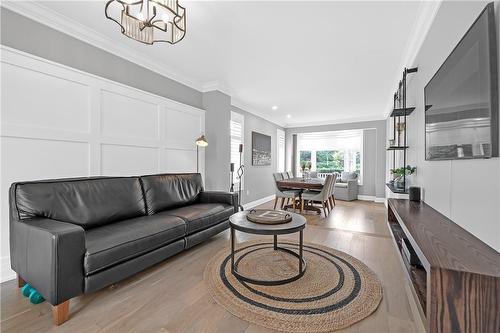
[390,165,416,189]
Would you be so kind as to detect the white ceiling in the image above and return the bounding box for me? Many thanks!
[6,1,437,127]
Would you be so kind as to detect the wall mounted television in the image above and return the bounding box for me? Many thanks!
[425,2,498,160]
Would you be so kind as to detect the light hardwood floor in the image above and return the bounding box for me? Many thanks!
[0,200,423,333]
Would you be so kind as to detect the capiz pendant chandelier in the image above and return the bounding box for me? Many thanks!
[105,0,186,44]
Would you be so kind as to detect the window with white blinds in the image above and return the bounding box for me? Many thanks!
[230,111,244,188]
[277,128,285,172]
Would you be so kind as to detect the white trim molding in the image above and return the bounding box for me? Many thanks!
[243,194,276,210]
[357,195,386,203]
[1,256,16,283]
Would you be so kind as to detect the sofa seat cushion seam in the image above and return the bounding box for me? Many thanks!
[85,223,185,256]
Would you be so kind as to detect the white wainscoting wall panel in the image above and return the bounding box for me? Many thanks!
[0,46,206,282]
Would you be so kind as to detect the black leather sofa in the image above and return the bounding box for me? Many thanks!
[9,173,237,325]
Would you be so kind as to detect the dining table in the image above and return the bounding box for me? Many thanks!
[276,177,325,214]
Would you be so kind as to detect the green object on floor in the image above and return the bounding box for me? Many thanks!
[21,284,34,297]
[28,290,45,304]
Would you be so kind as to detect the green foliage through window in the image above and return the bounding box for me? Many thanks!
[316,150,344,173]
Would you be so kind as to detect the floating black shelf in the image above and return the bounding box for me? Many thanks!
[387,146,409,151]
[386,183,408,194]
[390,107,415,117]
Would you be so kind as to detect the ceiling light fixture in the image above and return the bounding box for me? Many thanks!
[105,0,186,45]
[286,114,292,119]
[272,105,278,111]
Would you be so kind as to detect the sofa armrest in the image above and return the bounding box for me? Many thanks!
[347,179,359,188]
[10,218,85,305]
[199,191,238,213]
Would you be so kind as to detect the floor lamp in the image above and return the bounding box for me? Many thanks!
[195,135,208,173]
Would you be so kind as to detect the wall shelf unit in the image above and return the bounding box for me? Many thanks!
[386,146,409,151]
[386,67,417,194]
[390,107,415,117]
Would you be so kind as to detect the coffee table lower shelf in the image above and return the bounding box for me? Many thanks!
[230,231,306,286]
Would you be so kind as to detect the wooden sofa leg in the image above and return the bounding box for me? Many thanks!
[17,274,26,288]
[52,300,70,326]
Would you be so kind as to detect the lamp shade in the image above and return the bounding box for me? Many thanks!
[195,135,208,147]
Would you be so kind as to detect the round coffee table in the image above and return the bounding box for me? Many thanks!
[229,210,307,286]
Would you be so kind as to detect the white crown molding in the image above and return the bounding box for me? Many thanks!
[383,0,443,119]
[0,1,203,91]
[201,80,232,96]
[231,97,287,128]
[284,114,386,129]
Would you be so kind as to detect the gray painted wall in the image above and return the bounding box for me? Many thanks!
[232,106,283,204]
[386,1,500,251]
[202,91,231,192]
[0,8,202,109]
[285,120,387,198]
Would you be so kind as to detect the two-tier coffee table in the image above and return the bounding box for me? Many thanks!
[229,210,307,286]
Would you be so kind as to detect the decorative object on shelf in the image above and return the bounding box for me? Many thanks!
[409,186,421,202]
[252,132,272,166]
[236,144,244,211]
[195,134,208,173]
[386,67,418,194]
[396,121,405,145]
[246,209,292,224]
[390,165,416,190]
[105,0,186,45]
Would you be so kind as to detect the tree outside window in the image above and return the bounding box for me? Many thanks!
[299,151,311,166]
[316,150,344,173]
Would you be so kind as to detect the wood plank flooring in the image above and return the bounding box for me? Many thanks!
[0,200,424,333]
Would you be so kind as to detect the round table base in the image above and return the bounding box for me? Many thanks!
[231,246,307,286]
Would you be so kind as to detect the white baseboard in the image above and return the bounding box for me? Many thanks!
[357,195,386,203]
[243,194,276,210]
[1,256,16,283]
[357,195,375,201]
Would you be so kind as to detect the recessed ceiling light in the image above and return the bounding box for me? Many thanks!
[272,105,278,110]
[286,114,292,119]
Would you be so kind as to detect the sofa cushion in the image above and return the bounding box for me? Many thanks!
[84,213,186,275]
[334,182,349,188]
[140,173,203,215]
[162,203,234,234]
[14,177,145,228]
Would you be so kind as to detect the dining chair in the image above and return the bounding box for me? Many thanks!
[273,173,300,211]
[328,173,338,209]
[287,171,293,179]
[310,171,318,178]
[301,174,334,217]
[281,172,289,180]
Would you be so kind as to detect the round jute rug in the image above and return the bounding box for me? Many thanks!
[204,240,383,333]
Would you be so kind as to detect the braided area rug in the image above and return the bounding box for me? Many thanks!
[204,240,383,332]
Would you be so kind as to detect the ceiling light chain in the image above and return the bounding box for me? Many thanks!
[105,0,186,45]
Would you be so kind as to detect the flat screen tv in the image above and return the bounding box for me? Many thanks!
[425,3,498,160]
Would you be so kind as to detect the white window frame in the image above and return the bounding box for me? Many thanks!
[230,111,244,189]
[277,128,285,172]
